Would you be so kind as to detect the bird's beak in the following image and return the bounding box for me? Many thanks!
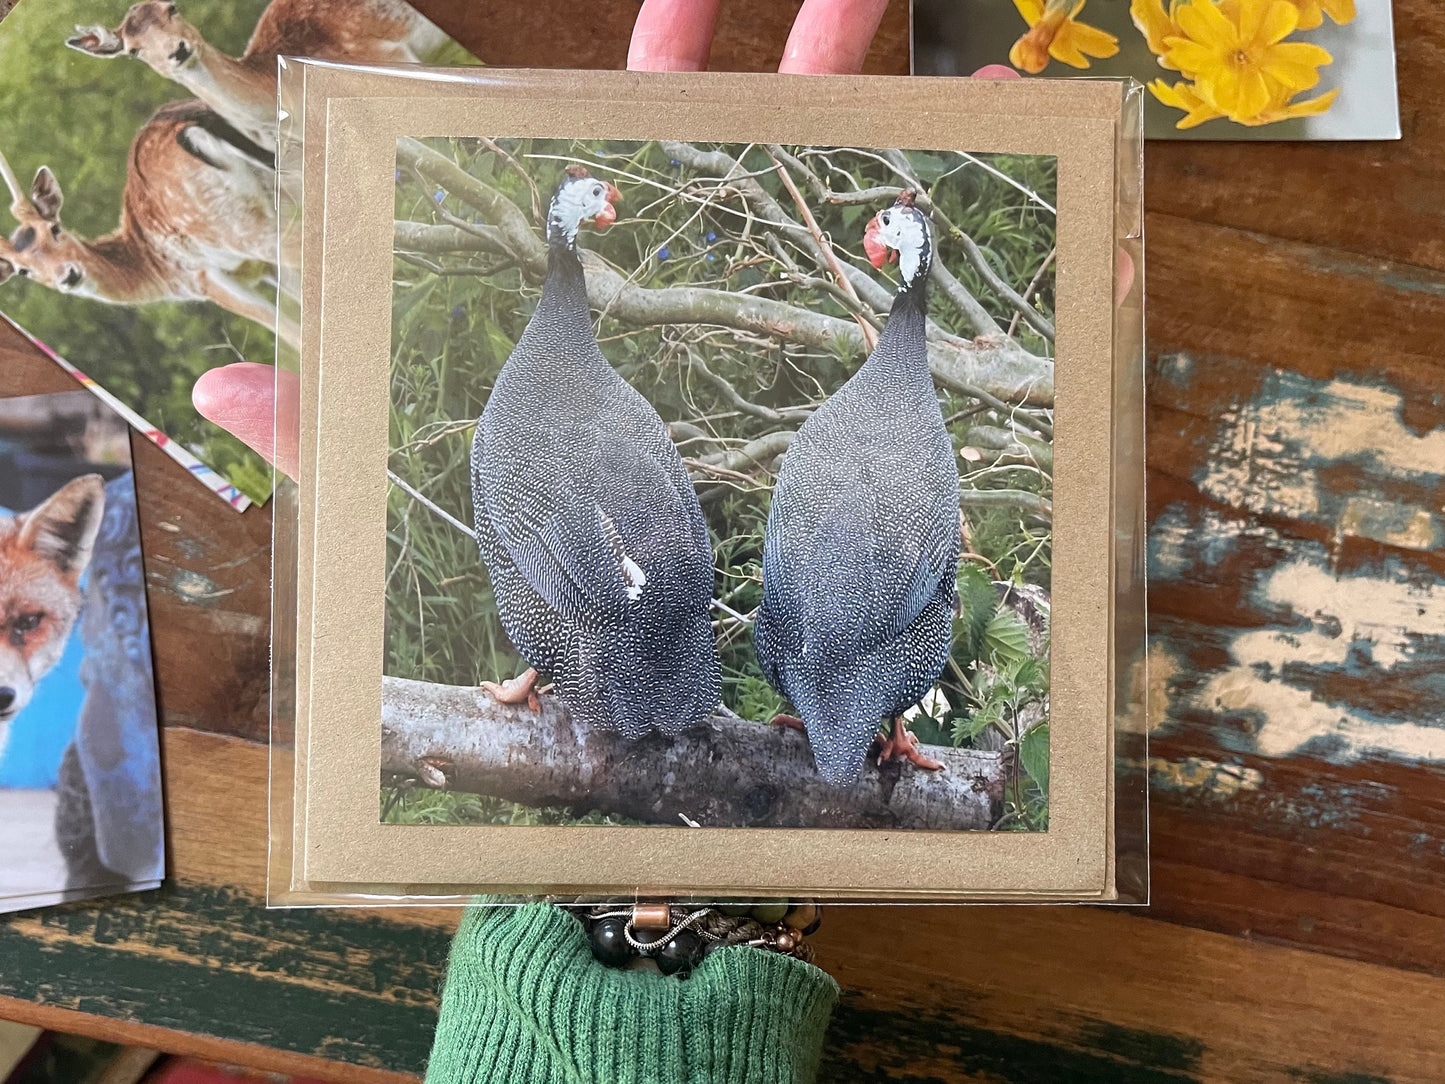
[593,181,622,232]
[863,213,894,269]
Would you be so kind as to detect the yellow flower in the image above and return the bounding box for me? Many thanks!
[1148,77,1339,128]
[1009,0,1120,74]
[1160,0,1333,122]
[1131,0,1182,58]
[1132,0,1353,62]
[1282,0,1355,30]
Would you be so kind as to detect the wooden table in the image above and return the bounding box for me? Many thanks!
[2,2,1442,1081]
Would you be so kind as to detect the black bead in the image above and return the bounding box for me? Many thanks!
[656,930,703,976]
[589,917,631,967]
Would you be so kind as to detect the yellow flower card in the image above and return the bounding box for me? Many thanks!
[916,0,1400,139]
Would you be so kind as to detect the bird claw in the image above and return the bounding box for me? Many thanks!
[480,668,542,713]
[875,719,946,772]
[768,713,806,731]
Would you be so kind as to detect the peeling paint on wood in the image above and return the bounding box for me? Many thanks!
[1148,357,1444,770]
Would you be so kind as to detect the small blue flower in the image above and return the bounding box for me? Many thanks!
[669,158,681,168]
[451,305,466,320]
[705,253,717,263]
[658,246,671,261]
[394,170,402,182]
[434,189,446,203]
[705,231,717,243]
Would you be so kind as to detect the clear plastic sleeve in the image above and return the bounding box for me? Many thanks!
[268,62,1147,907]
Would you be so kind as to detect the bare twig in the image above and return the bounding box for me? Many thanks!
[687,351,812,423]
[964,425,1053,475]
[766,146,878,350]
[1008,248,1056,341]
[387,470,475,540]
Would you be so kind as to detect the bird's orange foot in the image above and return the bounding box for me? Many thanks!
[769,713,806,731]
[481,668,542,713]
[875,718,945,772]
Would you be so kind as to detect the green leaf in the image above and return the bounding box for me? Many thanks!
[393,277,438,337]
[984,608,1032,667]
[904,151,950,183]
[951,710,997,746]
[477,316,516,364]
[1020,724,1050,793]
[955,563,998,663]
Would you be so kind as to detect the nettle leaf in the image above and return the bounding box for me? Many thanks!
[1019,723,1050,793]
[955,563,998,663]
[951,710,997,746]
[984,608,1032,667]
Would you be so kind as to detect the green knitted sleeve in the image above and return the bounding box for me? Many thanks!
[423,902,839,1084]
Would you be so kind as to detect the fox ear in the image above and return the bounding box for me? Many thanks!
[19,474,106,578]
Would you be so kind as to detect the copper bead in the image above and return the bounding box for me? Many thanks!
[783,904,820,934]
[632,903,672,930]
[774,929,798,953]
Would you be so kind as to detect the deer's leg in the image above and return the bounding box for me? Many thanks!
[199,272,299,350]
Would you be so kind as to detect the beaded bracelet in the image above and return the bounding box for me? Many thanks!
[576,901,822,977]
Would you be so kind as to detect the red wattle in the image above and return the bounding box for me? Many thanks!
[863,215,890,268]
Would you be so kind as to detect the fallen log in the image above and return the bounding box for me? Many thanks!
[380,677,1006,831]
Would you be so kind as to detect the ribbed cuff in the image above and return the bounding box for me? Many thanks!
[424,902,839,1084]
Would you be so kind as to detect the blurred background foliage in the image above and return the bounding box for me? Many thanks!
[385,137,1056,830]
[0,0,277,505]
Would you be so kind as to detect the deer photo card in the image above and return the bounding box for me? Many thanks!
[269,64,1148,905]
[0,0,478,510]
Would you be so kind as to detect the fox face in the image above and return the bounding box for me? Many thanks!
[0,474,105,759]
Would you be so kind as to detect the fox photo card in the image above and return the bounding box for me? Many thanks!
[270,65,1148,903]
[0,390,163,912]
[0,0,478,509]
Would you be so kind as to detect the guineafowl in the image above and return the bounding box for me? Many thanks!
[470,166,720,739]
[755,191,960,786]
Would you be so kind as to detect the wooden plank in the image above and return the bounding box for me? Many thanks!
[1144,1,1445,269]
[2,729,1443,1084]
[0,1000,415,1084]
[817,904,1445,1084]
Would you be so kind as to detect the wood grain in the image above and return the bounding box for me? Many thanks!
[1,0,1443,1080]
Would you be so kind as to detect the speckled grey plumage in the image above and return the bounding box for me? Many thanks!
[755,227,959,786]
[471,230,719,739]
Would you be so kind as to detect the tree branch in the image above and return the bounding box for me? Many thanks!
[393,221,508,257]
[395,142,1056,407]
[381,677,1006,830]
[964,425,1054,474]
[958,487,1053,520]
[699,429,796,472]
